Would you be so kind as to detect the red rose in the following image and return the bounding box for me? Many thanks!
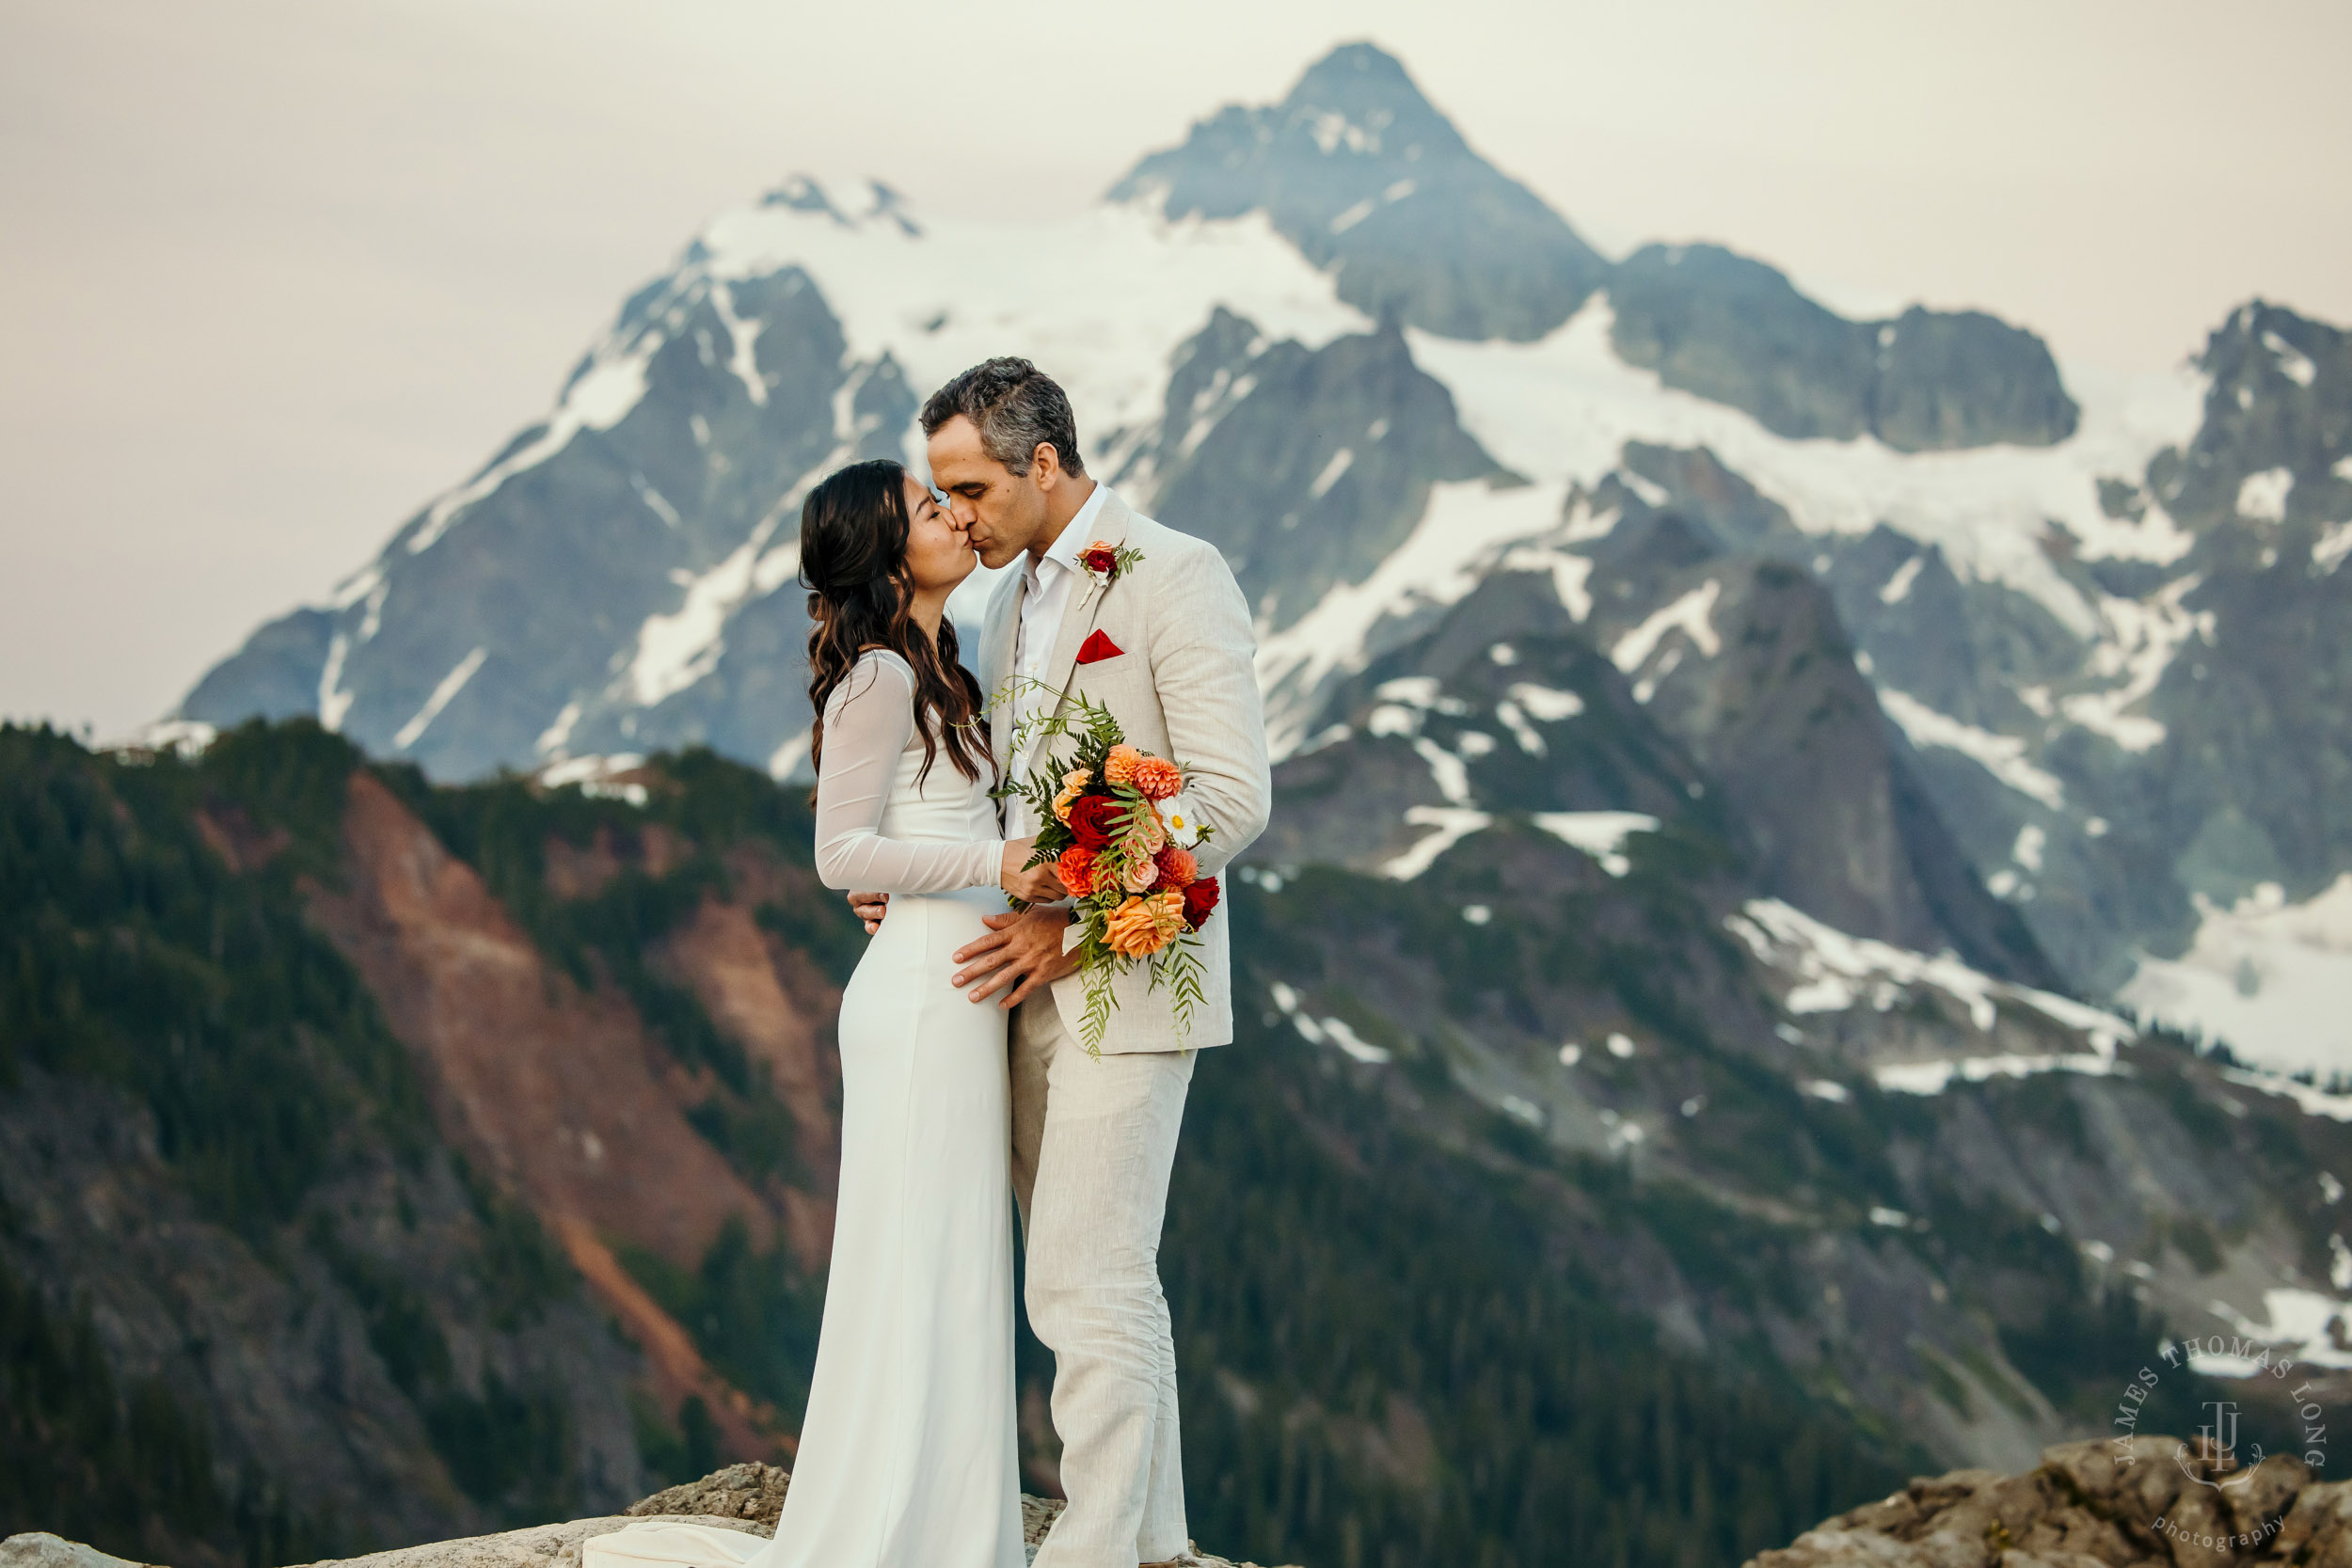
[1180,876,1219,930]
[1079,543,1119,578]
[1067,794,1122,850]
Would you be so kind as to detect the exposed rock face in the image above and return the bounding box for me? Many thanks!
[314,773,774,1263]
[306,771,784,1459]
[657,893,841,1273]
[621,1465,788,1528]
[2126,303,2352,921]
[1608,243,2081,450]
[1873,305,2084,452]
[1576,514,2062,986]
[1136,313,1520,629]
[1750,1435,2330,1566]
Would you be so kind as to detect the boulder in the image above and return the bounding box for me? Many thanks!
[623,1465,789,1529]
[1745,1434,2316,1567]
[0,1536,156,1568]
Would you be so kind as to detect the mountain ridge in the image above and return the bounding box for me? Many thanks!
[169,33,2352,1072]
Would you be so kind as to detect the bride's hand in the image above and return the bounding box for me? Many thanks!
[999,837,1068,903]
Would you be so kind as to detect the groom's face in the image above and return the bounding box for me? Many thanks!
[928,415,1050,572]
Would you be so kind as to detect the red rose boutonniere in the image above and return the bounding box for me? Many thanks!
[1078,540,1144,585]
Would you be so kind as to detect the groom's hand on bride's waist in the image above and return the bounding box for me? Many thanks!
[951,908,1080,1008]
[846,890,888,933]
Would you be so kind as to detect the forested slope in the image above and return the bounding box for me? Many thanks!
[6,722,2335,1568]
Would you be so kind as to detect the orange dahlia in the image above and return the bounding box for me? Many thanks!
[1104,889,1186,958]
[1056,846,1099,897]
[1153,846,1198,888]
[1131,756,1183,800]
[1102,744,1143,786]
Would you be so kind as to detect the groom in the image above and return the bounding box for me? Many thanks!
[848,357,1270,1568]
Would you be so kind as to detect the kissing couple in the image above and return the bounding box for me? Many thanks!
[588,357,1273,1568]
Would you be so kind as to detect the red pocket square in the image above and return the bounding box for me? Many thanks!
[1075,629,1124,665]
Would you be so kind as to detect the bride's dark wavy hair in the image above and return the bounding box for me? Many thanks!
[801,458,991,790]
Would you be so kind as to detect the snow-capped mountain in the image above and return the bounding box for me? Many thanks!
[178,42,2352,1076]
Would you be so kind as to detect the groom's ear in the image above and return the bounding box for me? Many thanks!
[1030,442,1067,490]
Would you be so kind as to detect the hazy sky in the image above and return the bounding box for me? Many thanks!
[4,0,2346,736]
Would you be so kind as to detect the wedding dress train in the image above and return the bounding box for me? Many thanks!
[587,648,1025,1568]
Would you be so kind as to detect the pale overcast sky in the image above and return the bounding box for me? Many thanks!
[3,0,2346,736]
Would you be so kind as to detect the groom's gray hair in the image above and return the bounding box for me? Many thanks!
[920,357,1087,478]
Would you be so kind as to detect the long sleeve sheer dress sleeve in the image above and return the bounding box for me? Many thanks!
[812,652,1005,895]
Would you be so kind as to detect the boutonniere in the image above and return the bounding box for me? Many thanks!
[1077,540,1143,585]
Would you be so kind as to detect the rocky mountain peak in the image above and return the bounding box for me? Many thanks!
[1273,40,1468,160]
[2147,298,2350,537]
[752,175,921,237]
[1110,42,1611,342]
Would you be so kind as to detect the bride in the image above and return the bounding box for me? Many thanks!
[588,458,1063,1568]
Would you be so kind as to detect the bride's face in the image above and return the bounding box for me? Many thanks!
[901,473,977,594]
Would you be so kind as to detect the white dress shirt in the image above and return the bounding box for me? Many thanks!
[1004,482,1108,839]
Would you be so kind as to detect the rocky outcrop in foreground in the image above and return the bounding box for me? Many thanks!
[1749,1435,2344,1566]
[1,1465,1278,1568]
[21,1437,2352,1568]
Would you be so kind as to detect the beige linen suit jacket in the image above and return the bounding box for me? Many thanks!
[979,488,1272,1053]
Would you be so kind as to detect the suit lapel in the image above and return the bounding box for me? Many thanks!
[1039,489,1133,725]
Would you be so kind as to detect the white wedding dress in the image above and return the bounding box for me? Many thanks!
[588,648,1025,1568]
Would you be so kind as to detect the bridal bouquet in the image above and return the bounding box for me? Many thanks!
[993,685,1219,1053]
